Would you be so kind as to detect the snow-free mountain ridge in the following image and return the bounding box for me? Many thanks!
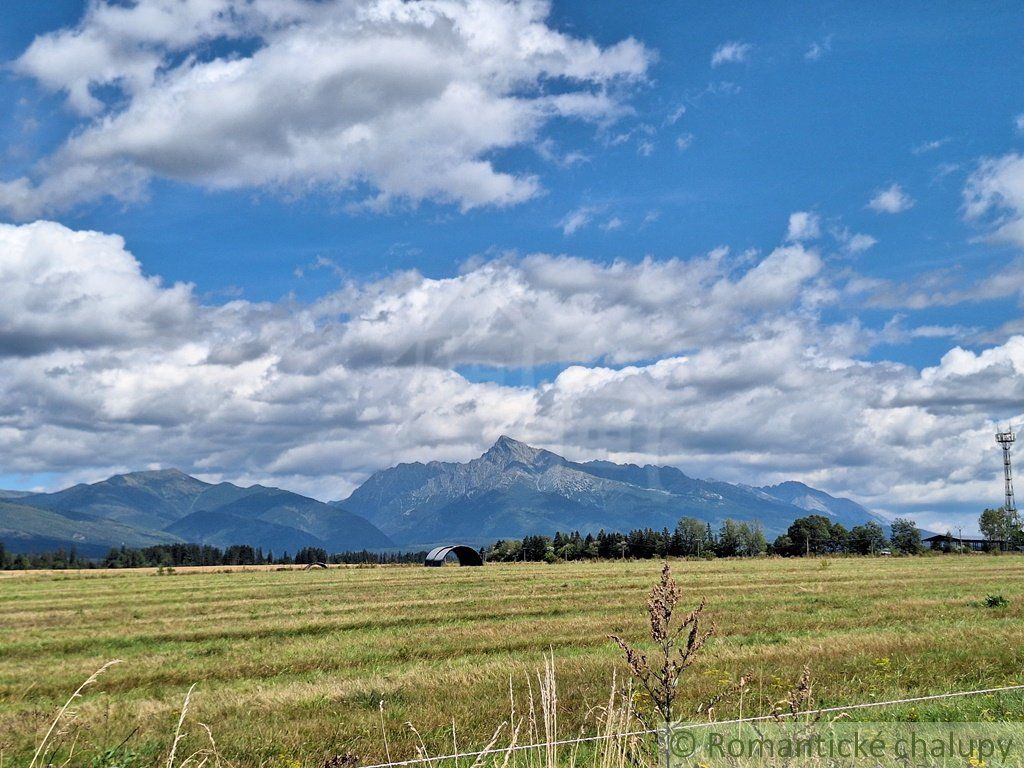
[1,469,392,555]
[335,436,886,548]
[1,438,886,555]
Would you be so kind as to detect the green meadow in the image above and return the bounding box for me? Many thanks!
[1,556,1023,767]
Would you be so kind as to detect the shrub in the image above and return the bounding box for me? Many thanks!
[985,594,1009,608]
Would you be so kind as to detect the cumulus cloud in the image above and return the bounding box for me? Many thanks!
[868,183,915,214]
[531,325,1023,531]
[890,341,1024,428]
[0,221,194,356]
[785,211,821,242]
[330,244,822,368]
[1,219,1020,525]
[711,41,752,67]
[964,153,1024,247]
[1,0,651,218]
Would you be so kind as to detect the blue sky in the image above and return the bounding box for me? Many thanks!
[2,0,1023,533]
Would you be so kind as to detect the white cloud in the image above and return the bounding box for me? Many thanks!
[711,41,752,67]
[329,244,823,368]
[600,217,623,231]
[535,330,1021,530]
[1,0,651,218]
[831,226,877,254]
[868,183,914,214]
[665,105,686,125]
[559,206,596,235]
[675,132,694,151]
[912,137,951,155]
[0,221,194,356]
[1015,114,1024,133]
[846,234,878,254]
[804,37,832,62]
[963,153,1024,247]
[860,259,1024,310]
[785,211,821,242]
[2,219,1021,525]
[536,139,589,168]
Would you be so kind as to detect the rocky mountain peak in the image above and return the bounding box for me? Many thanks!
[338,438,885,548]
[482,436,554,468]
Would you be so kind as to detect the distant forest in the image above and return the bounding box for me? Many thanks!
[2,512,1012,570]
[484,515,921,561]
[0,542,425,570]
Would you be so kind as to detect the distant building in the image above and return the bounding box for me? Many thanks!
[424,544,484,566]
[923,534,1008,552]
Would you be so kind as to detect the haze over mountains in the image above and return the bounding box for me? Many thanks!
[1,437,886,555]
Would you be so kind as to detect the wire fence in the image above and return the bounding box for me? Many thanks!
[357,683,1024,768]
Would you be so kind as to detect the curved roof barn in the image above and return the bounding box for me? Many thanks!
[424,545,484,566]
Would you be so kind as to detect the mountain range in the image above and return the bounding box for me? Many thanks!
[1,437,886,555]
[0,469,392,556]
[333,436,887,548]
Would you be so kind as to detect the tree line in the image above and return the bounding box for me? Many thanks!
[2,506,1019,570]
[485,515,929,562]
[0,542,426,570]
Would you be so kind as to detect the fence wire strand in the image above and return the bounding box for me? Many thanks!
[357,683,1024,768]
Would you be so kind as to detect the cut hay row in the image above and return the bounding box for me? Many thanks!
[1,557,1022,766]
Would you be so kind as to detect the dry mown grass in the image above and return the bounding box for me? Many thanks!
[1,557,1023,767]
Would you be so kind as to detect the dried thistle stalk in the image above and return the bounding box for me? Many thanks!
[609,563,712,725]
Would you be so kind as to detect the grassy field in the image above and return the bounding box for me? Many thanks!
[1,556,1023,767]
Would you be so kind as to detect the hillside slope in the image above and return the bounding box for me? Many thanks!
[0,500,177,556]
[8,470,393,554]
